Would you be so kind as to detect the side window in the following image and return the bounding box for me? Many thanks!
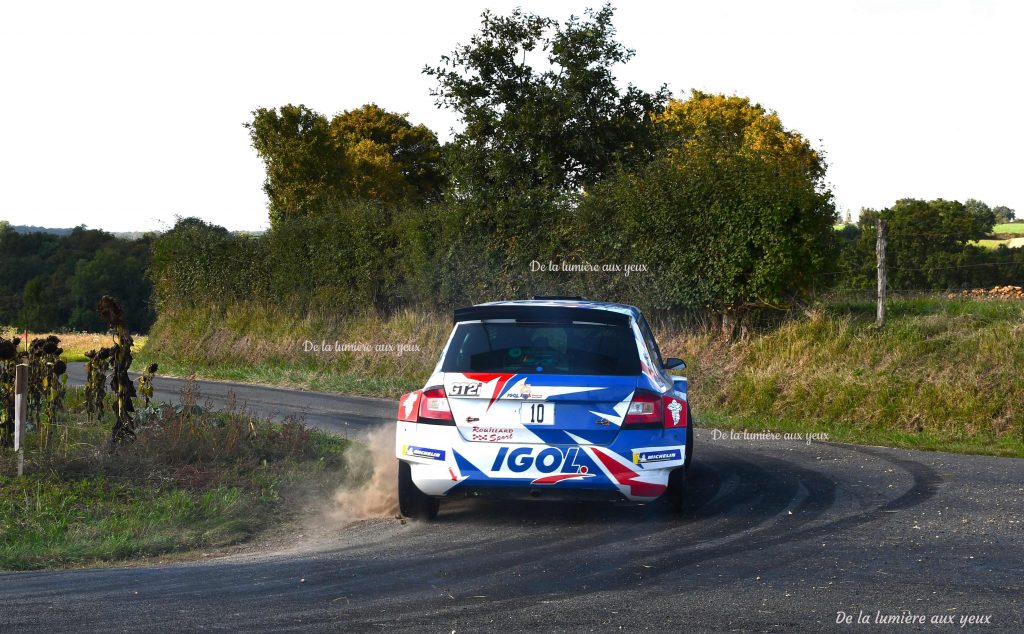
[637,316,664,369]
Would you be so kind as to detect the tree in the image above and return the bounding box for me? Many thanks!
[425,4,669,206]
[577,91,837,334]
[247,104,445,227]
[992,205,1016,224]
[246,105,342,227]
[329,104,444,203]
[845,199,996,290]
[17,276,60,331]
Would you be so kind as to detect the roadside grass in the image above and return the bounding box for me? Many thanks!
[658,296,1024,458]
[698,410,1024,458]
[0,328,148,362]
[0,387,351,571]
[142,296,1024,458]
[137,304,444,397]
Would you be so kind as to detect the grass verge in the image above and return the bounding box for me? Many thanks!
[0,388,351,571]
[141,296,1024,458]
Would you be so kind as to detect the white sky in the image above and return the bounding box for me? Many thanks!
[1,0,1021,232]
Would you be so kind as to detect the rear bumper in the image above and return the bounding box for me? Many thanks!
[396,421,687,503]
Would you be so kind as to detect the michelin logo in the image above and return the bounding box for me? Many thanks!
[632,449,682,464]
[403,445,446,461]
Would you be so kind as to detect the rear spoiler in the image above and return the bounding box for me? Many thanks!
[453,305,631,327]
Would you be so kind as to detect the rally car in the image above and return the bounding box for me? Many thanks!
[395,298,693,519]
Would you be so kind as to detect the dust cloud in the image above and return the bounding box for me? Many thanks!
[330,425,399,521]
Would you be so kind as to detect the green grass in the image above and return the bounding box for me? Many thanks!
[699,409,1024,458]
[994,222,1024,234]
[0,479,255,569]
[0,388,352,571]
[659,296,1024,457]
[143,296,1024,458]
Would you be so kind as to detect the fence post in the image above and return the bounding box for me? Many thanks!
[876,219,888,327]
[15,363,27,476]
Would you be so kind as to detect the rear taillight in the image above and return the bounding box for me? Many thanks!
[623,390,664,426]
[418,386,453,422]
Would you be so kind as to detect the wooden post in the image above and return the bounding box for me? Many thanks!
[876,219,888,328]
[15,363,28,476]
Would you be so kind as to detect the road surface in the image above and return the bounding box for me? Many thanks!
[1,366,1020,632]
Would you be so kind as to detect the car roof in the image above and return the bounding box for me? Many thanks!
[470,299,642,320]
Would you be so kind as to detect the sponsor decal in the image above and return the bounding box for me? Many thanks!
[664,397,687,428]
[632,448,682,464]
[449,382,481,396]
[666,400,682,425]
[397,391,420,422]
[463,373,516,411]
[470,426,516,442]
[591,447,667,498]
[402,445,446,461]
[490,446,596,485]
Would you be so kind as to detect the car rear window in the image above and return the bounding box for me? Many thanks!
[441,322,640,376]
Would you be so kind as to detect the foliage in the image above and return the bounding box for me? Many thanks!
[246,104,443,227]
[0,224,154,333]
[839,198,1024,290]
[330,103,445,203]
[83,347,111,421]
[426,4,667,203]
[576,91,837,332]
[0,386,349,570]
[0,335,67,448]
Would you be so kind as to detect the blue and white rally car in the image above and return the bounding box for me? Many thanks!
[395,298,693,519]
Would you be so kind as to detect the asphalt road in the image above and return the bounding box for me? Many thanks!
[1,367,1021,632]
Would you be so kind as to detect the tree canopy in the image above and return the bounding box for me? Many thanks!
[424,4,669,206]
[246,104,443,226]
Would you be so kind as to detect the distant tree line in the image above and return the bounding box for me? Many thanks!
[837,198,1022,291]
[0,223,154,332]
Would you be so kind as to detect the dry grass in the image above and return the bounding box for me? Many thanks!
[0,328,148,362]
[142,296,1024,455]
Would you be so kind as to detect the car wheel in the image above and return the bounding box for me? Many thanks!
[684,404,694,472]
[398,460,439,520]
[667,466,687,514]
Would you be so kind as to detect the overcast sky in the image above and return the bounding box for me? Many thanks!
[1,0,1021,232]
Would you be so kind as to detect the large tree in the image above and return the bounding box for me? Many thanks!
[577,91,837,333]
[246,105,341,227]
[246,104,442,227]
[425,4,669,206]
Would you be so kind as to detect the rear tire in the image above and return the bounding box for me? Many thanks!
[398,460,439,520]
[668,467,687,514]
[684,405,694,472]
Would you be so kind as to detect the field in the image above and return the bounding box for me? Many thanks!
[971,237,1024,249]
[140,295,1024,457]
[994,222,1024,234]
[0,328,148,362]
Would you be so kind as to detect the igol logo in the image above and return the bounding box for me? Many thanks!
[490,446,597,484]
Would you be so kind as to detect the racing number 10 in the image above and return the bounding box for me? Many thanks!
[528,403,544,423]
[520,402,554,425]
